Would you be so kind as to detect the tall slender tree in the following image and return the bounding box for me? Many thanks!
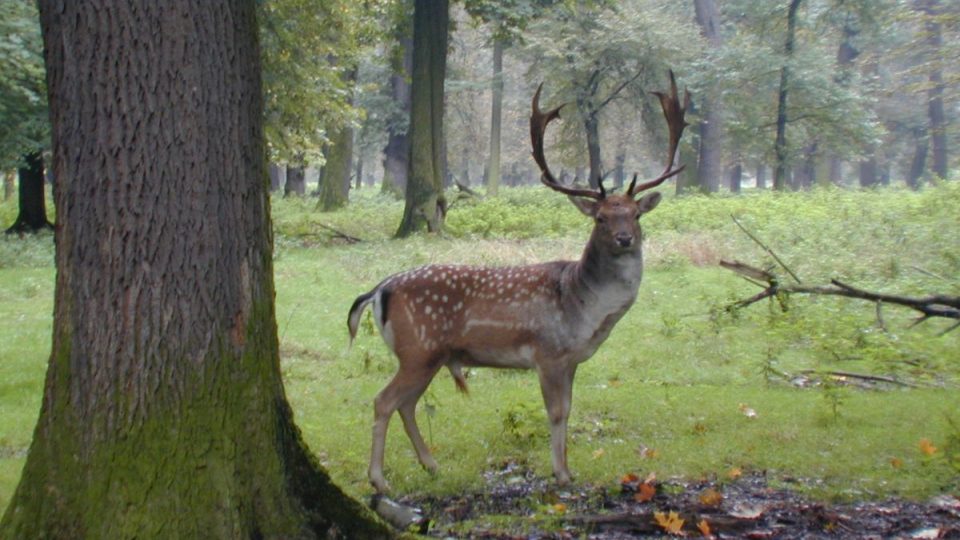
[0,2,388,537]
[487,38,505,195]
[693,0,723,193]
[773,0,803,190]
[917,0,948,180]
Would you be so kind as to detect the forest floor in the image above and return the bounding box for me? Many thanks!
[394,462,960,538]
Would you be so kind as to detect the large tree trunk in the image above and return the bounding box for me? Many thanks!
[396,0,449,236]
[486,38,504,196]
[774,0,803,190]
[5,151,53,234]
[693,0,723,193]
[0,2,389,537]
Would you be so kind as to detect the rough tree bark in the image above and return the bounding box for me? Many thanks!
[396,0,449,236]
[5,151,53,234]
[0,2,389,538]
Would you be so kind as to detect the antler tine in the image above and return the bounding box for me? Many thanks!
[531,84,604,200]
[628,70,691,197]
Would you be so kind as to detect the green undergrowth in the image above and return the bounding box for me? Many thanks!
[1,184,959,517]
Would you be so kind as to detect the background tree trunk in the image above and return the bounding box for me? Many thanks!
[756,163,767,189]
[828,18,859,185]
[676,136,701,194]
[859,155,878,187]
[396,0,449,236]
[382,36,412,197]
[774,0,803,190]
[486,38,504,196]
[693,0,723,193]
[269,162,286,192]
[0,2,388,537]
[918,0,948,180]
[907,127,928,189]
[5,151,53,234]
[319,65,357,211]
[728,161,742,193]
[582,108,603,189]
[285,163,306,196]
[3,171,14,200]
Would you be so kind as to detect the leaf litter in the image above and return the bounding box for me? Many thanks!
[396,461,960,538]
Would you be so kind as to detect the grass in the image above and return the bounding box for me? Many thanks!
[1,183,959,516]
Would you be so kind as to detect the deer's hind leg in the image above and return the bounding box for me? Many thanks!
[369,351,444,493]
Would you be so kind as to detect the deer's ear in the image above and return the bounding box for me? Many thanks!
[636,192,662,214]
[568,195,598,217]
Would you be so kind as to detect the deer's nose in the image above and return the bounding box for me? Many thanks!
[615,233,634,248]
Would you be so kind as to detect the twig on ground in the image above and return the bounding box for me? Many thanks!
[318,223,362,244]
[798,369,920,388]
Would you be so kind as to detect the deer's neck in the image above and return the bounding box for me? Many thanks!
[576,237,644,291]
[564,237,644,322]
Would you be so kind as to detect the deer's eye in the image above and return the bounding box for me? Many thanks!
[596,215,606,224]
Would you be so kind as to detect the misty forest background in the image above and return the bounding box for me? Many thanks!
[3,0,957,217]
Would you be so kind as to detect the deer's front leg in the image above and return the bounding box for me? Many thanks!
[537,363,577,485]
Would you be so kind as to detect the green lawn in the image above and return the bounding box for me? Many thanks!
[2,185,958,516]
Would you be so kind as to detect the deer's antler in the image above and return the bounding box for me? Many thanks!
[628,70,690,197]
[530,84,605,200]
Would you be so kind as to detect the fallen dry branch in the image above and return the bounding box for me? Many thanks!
[317,223,362,244]
[797,369,920,389]
[721,260,960,333]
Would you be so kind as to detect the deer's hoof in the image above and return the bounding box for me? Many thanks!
[421,457,439,475]
[369,474,391,494]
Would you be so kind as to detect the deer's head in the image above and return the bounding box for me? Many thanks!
[530,72,689,256]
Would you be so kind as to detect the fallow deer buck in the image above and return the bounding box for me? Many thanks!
[349,72,689,493]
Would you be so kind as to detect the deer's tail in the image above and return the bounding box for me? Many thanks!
[347,289,376,346]
[347,278,394,348]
